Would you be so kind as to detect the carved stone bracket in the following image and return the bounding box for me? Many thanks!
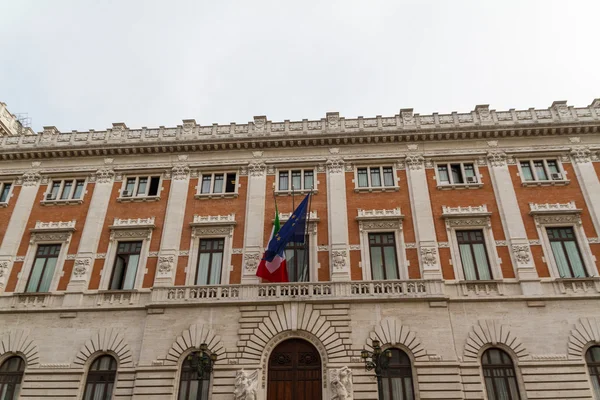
[420,247,437,267]
[331,250,347,271]
[570,146,592,163]
[72,258,92,279]
[93,168,115,184]
[511,245,531,264]
[326,158,344,174]
[157,255,175,276]
[247,162,266,177]
[405,154,424,170]
[243,253,261,273]
[487,151,507,167]
[18,171,41,186]
[171,164,190,180]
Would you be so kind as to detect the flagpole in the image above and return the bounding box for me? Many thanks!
[303,189,313,282]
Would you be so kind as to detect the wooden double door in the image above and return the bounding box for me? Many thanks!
[267,338,322,400]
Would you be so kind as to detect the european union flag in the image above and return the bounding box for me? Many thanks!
[263,193,310,262]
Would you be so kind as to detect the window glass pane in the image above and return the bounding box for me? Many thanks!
[297,248,308,282]
[550,241,572,278]
[304,171,314,190]
[464,164,476,178]
[60,181,73,200]
[148,176,160,196]
[0,183,11,202]
[110,256,126,290]
[136,177,148,195]
[38,256,57,292]
[292,170,301,190]
[122,255,139,290]
[547,160,560,175]
[201,176,212,194]
[451,164,463,184]
[473,244,491,280]
[564,241,586,278]
[285,247,296,282]
[534,160,548,180]
[225,173,236,193]
[213,174,224,193]
[437,165,450,184]
[26,258,46,292]
[73,180,85,199]
[459,244,477,280]
[357,168,368,187]
[520,162,534,181]
[196,253,211,285]
[279,171,288,190]
[383,167,394,186]
[383,246,398,280]
[125,178,135,195]
[370,247,384,280]
[209,252,223,285]
[370,168,381,187]
[50,181,61,199]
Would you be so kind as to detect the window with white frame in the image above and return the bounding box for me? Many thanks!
[277,169,314,192]
[546,227,587,278]
[195,239,225,285]
[519,159,564,182]
[109,241,143,290]
[436,162,478,185]
[456,230,493,280]
[368,233,399,280]
[121,176,161,198]
[25,244,62,292]
[199,173,237,195]
[0,182,12,204]
[45,179,86,201]
[356,166,396,189]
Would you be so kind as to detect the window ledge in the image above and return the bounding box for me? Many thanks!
[41,199,84,206]
[117,196,161,203]
[275,190,318,196]
[0,202,8,208]
[195,193,239,200]
[437,183,482,190]
[521,180,570,187]
[353,186,399,193]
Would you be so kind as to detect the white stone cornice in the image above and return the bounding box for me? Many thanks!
[31,220,76,232]
[191,214,236,226]
[529,201,581,215]
[356,208,402,220]
[110,217,156,229]
[442,205,490,218]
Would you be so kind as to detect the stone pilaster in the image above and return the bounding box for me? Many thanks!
[569,145,600,236]
[326,158,351,281]
[67,168,115,292]
[404,154,443,280]
[0,171,41,293]
[241,162,267,283]
[153,163,190,286]
[486,150,541,295]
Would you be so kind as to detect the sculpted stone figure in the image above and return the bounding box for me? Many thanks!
[330,366,353,400]
[233,369,258,400]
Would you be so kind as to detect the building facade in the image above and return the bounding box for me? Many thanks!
[0,100,600,399]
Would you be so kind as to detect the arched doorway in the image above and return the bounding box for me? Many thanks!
[267,338,322,400]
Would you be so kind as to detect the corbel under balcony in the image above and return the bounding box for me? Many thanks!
[529,201,582,215]
[30,220,76,233]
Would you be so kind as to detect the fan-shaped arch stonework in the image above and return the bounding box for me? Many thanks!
[73,328,133,368]
[240,303,347,363]
[165,323,225,365]
[463,320,527,362]
[368,318,427,361]
[0,329,39,366]
[568,318,600,359]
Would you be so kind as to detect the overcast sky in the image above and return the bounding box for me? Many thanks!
[1,0,599,132]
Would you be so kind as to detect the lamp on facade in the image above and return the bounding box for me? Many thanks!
[361,339,392,400]
[187,343,217,380]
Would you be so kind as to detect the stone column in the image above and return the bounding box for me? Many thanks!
[569,145,600,235]
[241,162,267,283]
[0,171,41,293]
[67,167,115,292]
[326,158,351,281]
[486,150,541,295]
[404,154,443,280]
[153,163,190,286]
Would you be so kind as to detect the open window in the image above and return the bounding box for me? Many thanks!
[120,175,161,199]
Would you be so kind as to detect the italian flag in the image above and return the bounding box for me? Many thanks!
[256,204,289,282]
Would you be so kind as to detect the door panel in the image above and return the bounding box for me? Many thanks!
[267,339,322,400]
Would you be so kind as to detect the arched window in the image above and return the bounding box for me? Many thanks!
[482,348,521,400]
[585,346,600,398]
[178,352,210,400]
[380,348,414,400]
[0,356,25,400]
[82,355,117,400]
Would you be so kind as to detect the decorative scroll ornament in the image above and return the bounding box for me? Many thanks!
[420,247,437,266]
[234,369,259,400]
[511,245,531,264]
[171,164,190,180]
[487,151,507,167]
[95,168,115,184]
[19,171,41,186]
[330,366,353,400]
[158,256,174,275]
[332,250,347,270]
[244,253,261,272]
[404,154,424,170]
[72,258,91,278]
[570,146,592,163]
[326,158,344,174]
[247,162,266,177]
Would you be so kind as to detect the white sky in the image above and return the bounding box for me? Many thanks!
[1,0,599,132]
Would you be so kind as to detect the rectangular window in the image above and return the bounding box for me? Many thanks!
[356,167,396,189]
[0,183,12,203]
[46,179,86,201]
[547,227,587,278]
[368,233,399,280]
[285,236,309,282]
[199,173,237,195]
[519,159,563,182]
[195,239,224,285]
[437,163,477,185]
[277,169,315,191]
[456,230,492,280]
[109,241,142,290]
[26,244,61,292]
[121,176,160,197]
